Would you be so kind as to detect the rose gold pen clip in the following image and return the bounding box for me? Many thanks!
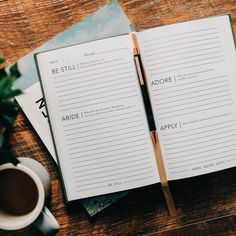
[130,32,177,217]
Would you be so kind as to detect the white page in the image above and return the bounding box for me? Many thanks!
[36,35,159,201]
[138,15,236,180]
[15,83,57,163]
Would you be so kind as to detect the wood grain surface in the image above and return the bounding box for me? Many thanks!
[1,0,236,235]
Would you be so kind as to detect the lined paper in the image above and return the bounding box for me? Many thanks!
[139,15,236,180]
[36,35,159,201]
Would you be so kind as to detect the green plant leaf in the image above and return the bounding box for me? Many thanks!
[0,114,16,128]
[1,89,22,99]
[0,132,3,148]
[10,63,21,79]
[0,76,15,95]
[0,68,7,79]
[0,148,19,165]
[0,58,22,165]
[0,100,20,128]
[0,100,20,112]
[0,57,5,64]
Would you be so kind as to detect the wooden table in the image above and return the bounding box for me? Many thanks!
[1,0,236,235]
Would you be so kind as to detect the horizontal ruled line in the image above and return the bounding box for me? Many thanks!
[158,103,233,120]
[166,138,236,155]
[144,36,220,53]
[74,157,150,174]
[74,166,153,183]
[55,75,133,89]
[66,120,143,139]
[155,75,227,91]
[158,99,232,115]
[67,129,144,146]
[55,66,131,83]
[64,115,143,133]
[79,62,129,71]
[71,147,149,163]
[156,89,230,104]
[157,94,231,111]
[167,144,236,160]
[145,46,222,63]
[68,131,145,150]
[226,158,236,163]
[97,47,129,54]
[53,62,130,80]
[66,123,143,141]
[123,175,155,184]
[154,86,230,101]
[165,133,236,150]
[163,124,236,141]
[56,79,134,96]
[63,109,141,127]
[69,138,147,154]
[74,160,151,177]
[144,32,219,47]
[169,169,190,174]
[143,27,218,43]
[150,55,224,71]
[156,79,228,96]
[163,129,236,147]
[168,153,236,169]
[162,119,235,137]
[145,41,221,57]
[68,134,146,152]
[54,69,132,85]
[59,88,137,107]
[76,170,154,188]
[72,153,149,171]
[148,51,222,67]
[168,148,236,164]
[150,60,225,75]
[60,94,138,112]
[77,185,107,192]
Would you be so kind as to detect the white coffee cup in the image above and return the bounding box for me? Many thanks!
[0,157,59,235]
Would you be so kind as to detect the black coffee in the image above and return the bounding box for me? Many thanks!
[0,169,39,215]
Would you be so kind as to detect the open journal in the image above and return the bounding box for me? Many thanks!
[35,15,236,207]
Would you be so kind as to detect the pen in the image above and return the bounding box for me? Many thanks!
[131,32,177,216]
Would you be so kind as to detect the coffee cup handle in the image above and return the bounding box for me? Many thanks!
[32,207,60,236]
